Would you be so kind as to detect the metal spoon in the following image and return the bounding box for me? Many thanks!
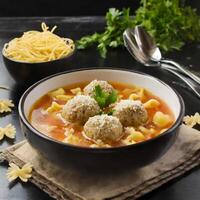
[123,26,200,85]
[123,27,200,98]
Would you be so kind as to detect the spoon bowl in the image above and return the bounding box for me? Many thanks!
[123,27,162,67]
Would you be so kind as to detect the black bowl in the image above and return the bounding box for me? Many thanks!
[2,49,75,85]
[18,68,185,169]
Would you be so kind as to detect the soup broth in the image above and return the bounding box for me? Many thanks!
[29,81,174,148]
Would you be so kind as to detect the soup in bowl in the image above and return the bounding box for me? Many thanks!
[19,69,185,168]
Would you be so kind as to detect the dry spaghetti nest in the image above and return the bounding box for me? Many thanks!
[3,23,75,63]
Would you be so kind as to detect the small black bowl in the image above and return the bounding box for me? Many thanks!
[18,68,185,169]
[2,49,75,85]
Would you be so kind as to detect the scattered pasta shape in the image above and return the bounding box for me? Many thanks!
[153,111,172,128]
[183,112,200,127]
[0,99,14,113]
[0,124,16,140]
[7,163,33,182]
[70,87,82,95]
[144,99,160,109]
[46,102,63,113]
[48,88,65,98]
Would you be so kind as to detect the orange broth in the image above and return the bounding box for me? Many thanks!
[29,81,175,147]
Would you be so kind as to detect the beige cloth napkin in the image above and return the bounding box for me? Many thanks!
[1,124,200,200]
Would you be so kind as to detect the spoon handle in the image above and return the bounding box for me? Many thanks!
[161,59,200,85]
[163,66,200,98]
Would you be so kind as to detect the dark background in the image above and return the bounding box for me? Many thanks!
[1,1,200,200]
[0,0,200,17]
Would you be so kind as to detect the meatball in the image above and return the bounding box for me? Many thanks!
[113,100,148,127]
[84,115,123,144]
[83,80,114,97]
[61,95,101,124]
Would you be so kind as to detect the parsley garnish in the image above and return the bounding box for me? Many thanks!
[94,85,118,108]
[106,109,115,115]
[77,1,200,58]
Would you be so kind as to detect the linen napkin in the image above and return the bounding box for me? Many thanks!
[1,124,200,200]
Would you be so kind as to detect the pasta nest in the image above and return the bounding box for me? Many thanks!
[3,23,75,63]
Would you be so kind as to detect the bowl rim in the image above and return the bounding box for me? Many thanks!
[2,45,76,64]
[18,67,185,152]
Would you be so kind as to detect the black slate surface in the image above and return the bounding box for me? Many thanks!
[0,0,199,17]
[0,17,200,200]
[0,0,140,17]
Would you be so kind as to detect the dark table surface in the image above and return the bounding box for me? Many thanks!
[0,17,200,200]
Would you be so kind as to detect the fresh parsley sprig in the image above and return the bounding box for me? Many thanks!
[77,8,134,58]
[77,0,200,58]
[93,85,118,109]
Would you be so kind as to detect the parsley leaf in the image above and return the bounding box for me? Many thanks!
[93,85,118,108]
[106,90,118,105]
